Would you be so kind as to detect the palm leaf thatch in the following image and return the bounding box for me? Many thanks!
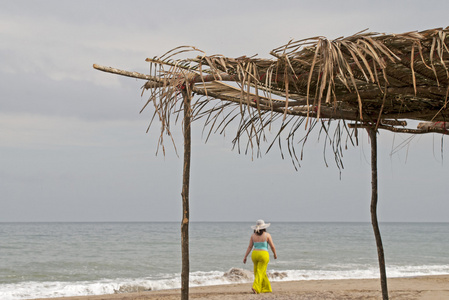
[94,27,449,167]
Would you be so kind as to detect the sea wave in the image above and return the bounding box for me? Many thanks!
[2,265,449,300]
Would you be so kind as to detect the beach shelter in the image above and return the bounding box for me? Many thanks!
[94,27,449,300]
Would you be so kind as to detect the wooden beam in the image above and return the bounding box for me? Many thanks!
[181,90,192,300]
[348,123,449,135]
[368,127,389,300]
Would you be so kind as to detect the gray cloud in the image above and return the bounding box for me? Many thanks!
[1,0,448,222]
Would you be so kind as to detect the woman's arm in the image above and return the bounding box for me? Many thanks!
[243,236,254,264]
[267,234,277,259]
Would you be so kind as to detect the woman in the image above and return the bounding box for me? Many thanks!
[243,219,277,294]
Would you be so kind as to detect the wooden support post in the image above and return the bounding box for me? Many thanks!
[181,90,192,300]
[368,127,389,300]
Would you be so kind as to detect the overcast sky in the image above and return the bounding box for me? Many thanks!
[1,0,448,223]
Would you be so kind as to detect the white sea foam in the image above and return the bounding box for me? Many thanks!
[1,278,167,300]
[2,265,449,300]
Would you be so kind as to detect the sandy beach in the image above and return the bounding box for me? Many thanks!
[31,275,449,300]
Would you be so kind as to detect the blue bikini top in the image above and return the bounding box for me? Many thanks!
[253,234,268,251]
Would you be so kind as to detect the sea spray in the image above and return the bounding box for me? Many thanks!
[223,268,253,281]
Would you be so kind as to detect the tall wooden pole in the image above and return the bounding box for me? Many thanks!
[368,127,389,300]
[181,90,191,300]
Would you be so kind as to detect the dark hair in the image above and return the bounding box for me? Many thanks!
[254,228,266,235]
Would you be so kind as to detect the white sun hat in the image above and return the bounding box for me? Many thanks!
[251,219,271,232]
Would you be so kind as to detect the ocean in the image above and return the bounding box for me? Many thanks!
[1,222,448,299]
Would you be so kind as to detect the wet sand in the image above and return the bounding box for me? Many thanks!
[32,275,449,300]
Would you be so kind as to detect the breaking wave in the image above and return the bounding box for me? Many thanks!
[2,265,449,300]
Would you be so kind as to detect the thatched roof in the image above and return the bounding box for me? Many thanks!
[94,26,449,166]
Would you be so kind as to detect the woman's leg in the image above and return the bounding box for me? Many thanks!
[251,251,261,293]
[259,251,272,293]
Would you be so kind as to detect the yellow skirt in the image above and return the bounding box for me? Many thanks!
[251,250,272,293]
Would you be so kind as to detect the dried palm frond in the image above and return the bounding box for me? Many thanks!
[94,26,449,167]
